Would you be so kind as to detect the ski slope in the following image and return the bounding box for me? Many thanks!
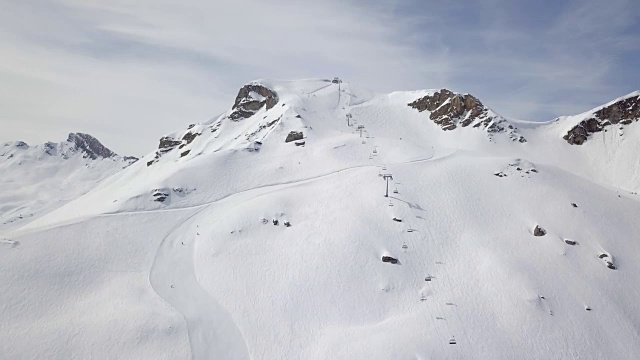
[2,79,640,359]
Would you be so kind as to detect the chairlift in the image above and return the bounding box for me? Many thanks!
[425,275,432,282]
[420,294,428,301]
[402,243,408,249]
[382,167,387,170]
[393,189,399,194]
[373,149,377,154]
[388,201,394,207]
[407,229,414,233]
[449,338,457,345]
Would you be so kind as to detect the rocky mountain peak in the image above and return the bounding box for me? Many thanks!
[228,84,279,121]
[563,92,640,145]
[67,132,117,160]
[408,89,526,143]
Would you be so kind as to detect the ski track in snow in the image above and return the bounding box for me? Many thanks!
[147,151,442,359]
[6,151,442,240]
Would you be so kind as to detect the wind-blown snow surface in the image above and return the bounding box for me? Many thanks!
[2,79,640,359]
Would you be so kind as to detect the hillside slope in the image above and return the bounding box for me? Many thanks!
[0,133,137,230]
[2,79,640,360]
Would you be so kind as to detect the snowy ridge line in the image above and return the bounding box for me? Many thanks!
[8,152,438,239]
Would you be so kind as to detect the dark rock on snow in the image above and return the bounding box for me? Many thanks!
[229,84,279,121]
[563,94,640,145]
[382,256,399,264]
[533,225,547,237]
[67,133,117,160]
[407,89,526,142]
[285,131,304,143]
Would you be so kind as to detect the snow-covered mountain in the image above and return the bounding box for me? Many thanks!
[1,79,640,360]
[0,133,137,230]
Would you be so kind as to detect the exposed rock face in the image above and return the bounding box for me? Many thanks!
[67,133,117,160]
[229,84,279,121]
[285,131,304,143]
[147,130,201,166]
[564,94,640,145]
[3,134,137,164]
[381,256,399,264]
[158,136,181,151]
[408,89,526,143]
[599,253,616,269]
[533,225,547,237]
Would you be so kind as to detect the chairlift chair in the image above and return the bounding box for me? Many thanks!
[402,243,408,249]
[393,189,399,194]
[449,338,457,345]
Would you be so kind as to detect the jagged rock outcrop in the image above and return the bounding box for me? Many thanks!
[381,256,399,264]
[533,225,547,237]
[229,84,279,121]
[408,89,526,143]
[147,130,201,166]
[67,133,117,160]
[2,133,135,163]
[564,94,640,145]
[285,131,304,143]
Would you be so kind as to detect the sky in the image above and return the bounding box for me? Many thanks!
[1,0,639,156]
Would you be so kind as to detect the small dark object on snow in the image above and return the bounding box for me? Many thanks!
[449,338,457,345]
[530,169,538,173]
[285,131,304,143]
[571,203,578,208]
[392,217,402,222]
[284,221,291,227]
[533,225,546,236]
[402,243,408,249]
[606,261,616,270]
[425,276,432,282]
[393,189,399,194]
[598,253,608,259]
[273,219,279,226]
[564,239,577,246]
[295,141,305,146]
[171,285,175,289]
[585,306,592,311]
[381,256,398,264]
